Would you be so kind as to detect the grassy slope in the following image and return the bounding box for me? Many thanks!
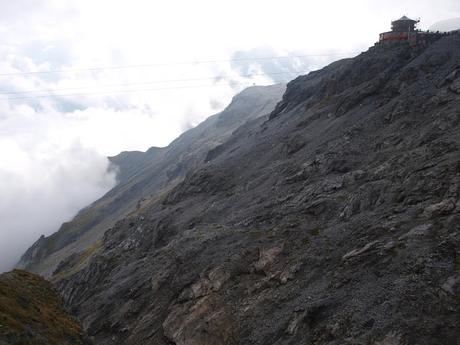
[0,270,89,345]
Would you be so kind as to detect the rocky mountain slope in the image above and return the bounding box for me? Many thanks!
[17,84,285,278]
[0,270,90,345]
[21,33,460,344]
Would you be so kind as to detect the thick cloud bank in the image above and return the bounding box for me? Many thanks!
[0,153,115,271]
[0,105,116,271]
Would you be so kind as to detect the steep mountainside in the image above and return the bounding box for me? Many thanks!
[55,34,460,345]
[0,270,90,345]
[17,84,285,277]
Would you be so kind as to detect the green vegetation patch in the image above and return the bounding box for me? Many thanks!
[0,270,88,345]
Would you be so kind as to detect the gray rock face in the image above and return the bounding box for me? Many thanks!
[44,34,460,344]
[17,84,286,277]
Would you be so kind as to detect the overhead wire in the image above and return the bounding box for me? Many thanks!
[2,82,284,101]
[0,52,354,101]
[0,75,300,101]
[0,70,309,96]
[0,53,346,77]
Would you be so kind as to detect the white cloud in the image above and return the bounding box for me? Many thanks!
[0,137,116,271]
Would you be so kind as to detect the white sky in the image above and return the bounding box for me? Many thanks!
[1,0,459,271]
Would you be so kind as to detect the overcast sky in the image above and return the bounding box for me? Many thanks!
[1,0,459,272]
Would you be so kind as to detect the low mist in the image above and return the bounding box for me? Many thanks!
[0,142,116,272]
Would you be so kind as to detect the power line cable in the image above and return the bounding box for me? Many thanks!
[1,78,296,101]
[0,53,347,77]
[0,70,308,96]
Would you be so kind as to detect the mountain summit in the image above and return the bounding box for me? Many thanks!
[18,32,460,344]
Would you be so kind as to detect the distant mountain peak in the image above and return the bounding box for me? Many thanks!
[430,17,460,32]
